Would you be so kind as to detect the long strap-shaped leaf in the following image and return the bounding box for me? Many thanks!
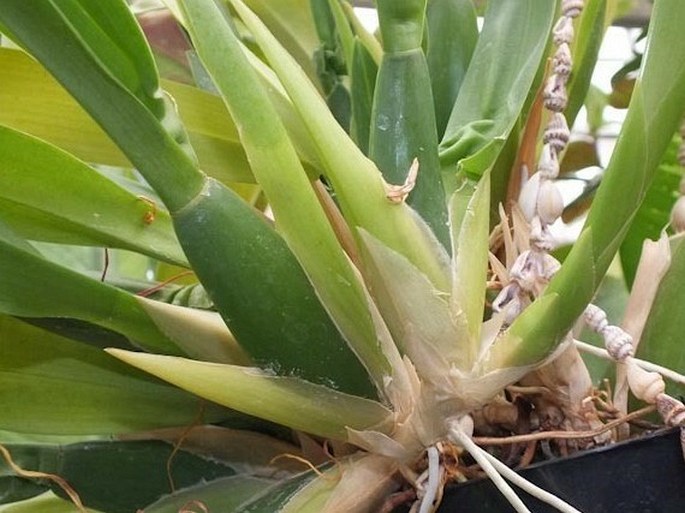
[490,0,685,369]
[0,0,203,213]
[107,349,393,442]
[179,0,400,395]
[0,0,376,397]
[229,0,451,292]
[426,0,478,139]
[0,124,187,266]
[370,0,451,250]
[0,316,228,436]
[0,47,322,184]
[439,0,555,185]
[0,227,182,355]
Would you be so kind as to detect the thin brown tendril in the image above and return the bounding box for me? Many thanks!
[0,443,87,513]
[101,247,110,282]
[167,402,206,492]
[137,270,195,297]
[269,453,338,481]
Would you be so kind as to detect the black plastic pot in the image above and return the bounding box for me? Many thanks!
[397,428,685,512]
[438,428,685,513]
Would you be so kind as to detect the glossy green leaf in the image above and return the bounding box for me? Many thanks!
[180,0,385,394]
[498,0,685,367]
[106,349,394,442]
[620,136,683,287]
[369,49,450,249]
[426,0,478,138]
[0,125,187,267]
[0,441,237,513]
[439,0,555,182]
[0,316,226,436]
[229,0,451,292]
[637,236,685,398]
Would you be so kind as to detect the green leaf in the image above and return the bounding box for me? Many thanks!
[106,349,394,442]
[450,171,490,366]
[3,1,376,396]
[0,316,227,436]
[0,1,205,212]
[180,0,387,394]
[620,136,683,287]
[242,0,321,84]
[234,470,320,513]
[229,0,451,291]
[369,48,450,249]
[0,227,183,355]
[358,229,468,377]
[310,0,353,129]
[0,47,253,184]
[325,0,355,69]
[349,39,378,155]
[1,441,237,513]
[0,492,102,513]
[566,0,607,126]
[439,0,555,181]
[0,125,187,267]
[426,0,478,138]
[143,476,276,513]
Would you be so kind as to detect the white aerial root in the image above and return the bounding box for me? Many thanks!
[416,446,441,513]
[478,450,582,513]
[447,419,532,513]
[447,418,583,513]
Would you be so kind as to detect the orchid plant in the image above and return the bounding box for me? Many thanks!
[1,0,685,512]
